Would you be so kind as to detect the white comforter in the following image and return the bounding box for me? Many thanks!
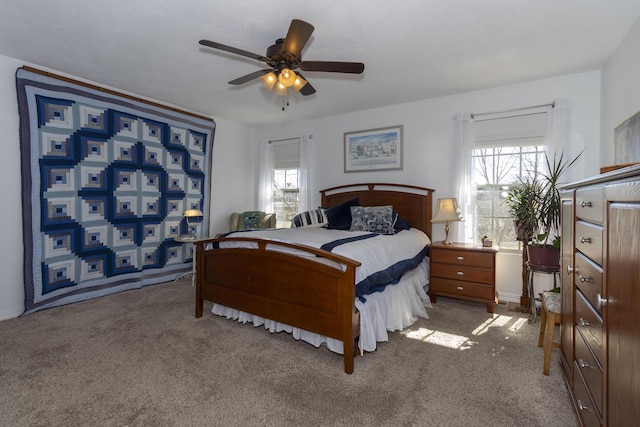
[217,227,430,297]
[209,227,432,354]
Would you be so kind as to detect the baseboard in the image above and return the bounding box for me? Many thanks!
[496,291,520,304]
[0,307,23,321]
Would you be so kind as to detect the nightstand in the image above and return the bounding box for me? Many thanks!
[428,242,498,313]
[174,235,198,286]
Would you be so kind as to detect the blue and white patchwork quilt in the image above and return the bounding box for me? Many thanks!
[16,68,215,314]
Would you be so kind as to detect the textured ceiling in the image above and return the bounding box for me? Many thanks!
[1,0,639,126]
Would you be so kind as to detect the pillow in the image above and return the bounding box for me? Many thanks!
[325,198,360,230]
[241,211,262,230]
[349,205,396,235]
[291,208,328,228]
[393,212,412,231]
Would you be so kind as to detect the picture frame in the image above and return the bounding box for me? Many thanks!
[614,110,640,165]
[344,125,403,172]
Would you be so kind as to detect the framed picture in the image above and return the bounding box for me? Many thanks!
[614,110,640,165]
[344,125,403,172]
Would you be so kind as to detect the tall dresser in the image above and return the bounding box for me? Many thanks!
[559,165,640,427]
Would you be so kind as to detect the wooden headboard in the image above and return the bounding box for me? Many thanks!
[319,183,434,238]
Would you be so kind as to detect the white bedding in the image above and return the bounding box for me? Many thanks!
[215,227,430,298]
[208,227,432,354]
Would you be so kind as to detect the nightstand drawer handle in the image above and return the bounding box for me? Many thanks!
[578,317,591,327]
[580,236,592,244]
[456,256,464,260]
[581,201,592,208]
[456,286,464,290]
[456,271,464,276]
[579,275,592,283]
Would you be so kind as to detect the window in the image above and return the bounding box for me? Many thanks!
[472,145,545,252]
[273,168,299,227]
[471,112,547,253]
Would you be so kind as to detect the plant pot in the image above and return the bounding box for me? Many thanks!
[527,245,560,270]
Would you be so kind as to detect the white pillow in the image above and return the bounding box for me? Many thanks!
[290,208,329,228]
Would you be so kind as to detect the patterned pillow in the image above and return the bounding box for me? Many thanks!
[242,211,262,230]
[291,209,329,228]
[349,205,396,235]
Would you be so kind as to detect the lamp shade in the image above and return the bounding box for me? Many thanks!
[260,71,277,90]
[278,68,297,87]
[431,198,463,223]
[183,209,203,218]
[292,73,307,92]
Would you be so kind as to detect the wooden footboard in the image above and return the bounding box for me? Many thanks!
[195,237,361,374]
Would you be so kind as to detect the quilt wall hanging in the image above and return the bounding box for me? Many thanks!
[16,67,215,315]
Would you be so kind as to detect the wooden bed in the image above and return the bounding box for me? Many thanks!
[194,183,434,373]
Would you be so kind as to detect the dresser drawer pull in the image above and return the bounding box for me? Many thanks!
[597,293,608,308]
[578,359,592,369]
[456,271,464,276]
[580,201,592,208]
[567,265,574,275]
[579,236,592,244]
[456,286,464,290]
[578,317,591,327]
[456,256,464,260]
[579,275,592,283]
[577,400,589,411]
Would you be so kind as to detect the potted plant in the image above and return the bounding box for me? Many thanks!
[506,151,582,268]
[504,177,543,242]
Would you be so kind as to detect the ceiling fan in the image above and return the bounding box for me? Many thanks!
[198,19,365,97]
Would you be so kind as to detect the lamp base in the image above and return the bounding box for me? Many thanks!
[441,238,453,245]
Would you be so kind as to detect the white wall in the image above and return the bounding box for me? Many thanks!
[252,71,602,303]
[0,54,254,320]
[601,16,640,166]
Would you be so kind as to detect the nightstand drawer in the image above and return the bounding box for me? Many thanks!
[431,263,494,285]
[430,249,494,268]
[429,277,495,300]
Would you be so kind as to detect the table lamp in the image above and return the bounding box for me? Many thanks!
[183,209,203,237]
[431,198,463,244]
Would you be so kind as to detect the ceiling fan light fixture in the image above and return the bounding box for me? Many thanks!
[278,68,296,87]
[274,81,288,96]
[292,74,307,92]
[261,71,277,89]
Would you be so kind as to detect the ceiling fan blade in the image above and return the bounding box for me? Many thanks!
[199,39,265,62]
[299,81,316,96]
[299,61,365,74]
[293,73,316,96]
[228,69,272,85]
[281,19,314,59]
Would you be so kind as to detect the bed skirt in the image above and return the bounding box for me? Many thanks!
[211,258,431,354]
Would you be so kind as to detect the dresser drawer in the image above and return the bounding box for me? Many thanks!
[575,253,604,313]
[575,289,604,363]
[430,249,493,268]
[575,328,603,415]
[575,186,604,224]
[431,263,494,285]
[429,277,495,301]
[575,221,603,266]
[573,360,602,427]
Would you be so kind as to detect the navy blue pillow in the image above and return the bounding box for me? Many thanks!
[325,198,360,230]
[394,212,412,231]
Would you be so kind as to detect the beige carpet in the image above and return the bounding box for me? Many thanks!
[0,279,579,426]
